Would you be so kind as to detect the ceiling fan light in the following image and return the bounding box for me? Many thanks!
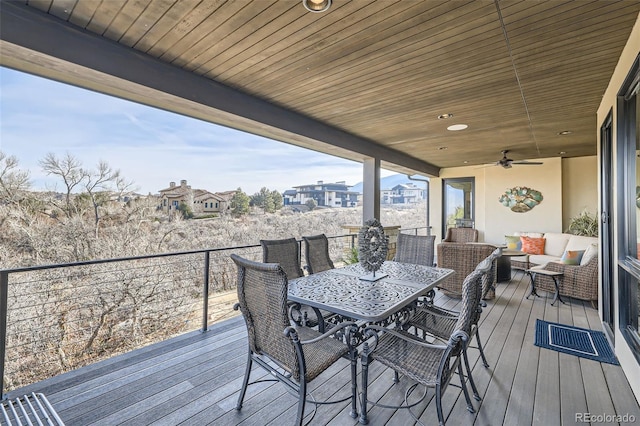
[303,0,331,12]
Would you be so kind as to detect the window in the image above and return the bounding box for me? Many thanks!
[442,177,475,236]
[617,55,639,360]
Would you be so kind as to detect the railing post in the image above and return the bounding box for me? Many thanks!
[1,271,8,398]
[202,252,210,333]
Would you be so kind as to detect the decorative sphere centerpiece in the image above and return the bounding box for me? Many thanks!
[358,218,389,281]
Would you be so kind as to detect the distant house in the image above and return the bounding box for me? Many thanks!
[193,190,225,213]
[381,183,426,205]
[283,181,358,208]
[158,180,234,214]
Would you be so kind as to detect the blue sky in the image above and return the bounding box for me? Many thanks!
[0,67,396,195]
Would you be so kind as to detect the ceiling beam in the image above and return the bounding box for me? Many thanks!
[0,1,440,177]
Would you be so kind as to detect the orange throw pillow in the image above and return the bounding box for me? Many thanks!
[520,236,545,255]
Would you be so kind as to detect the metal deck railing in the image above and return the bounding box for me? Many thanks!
[0,227,430,397]
[0,233,367,397]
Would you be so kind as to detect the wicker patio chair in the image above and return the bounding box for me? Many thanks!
[532,254,599,303]
[231,254,358,425]
[359,268,487,426]
[394,233,436,266]
[443,228,479,243]
[436,243,497,299]
[261,237,304,279]
[261,237,329,330]
[403,248,501,401]
[302,234,335,274]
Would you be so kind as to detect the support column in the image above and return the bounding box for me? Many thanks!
[362,158,380,222]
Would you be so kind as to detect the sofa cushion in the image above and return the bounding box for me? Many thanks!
[515,231,544,238]
[542,232,571,257]
[561,250,585,265]
[528,254,561,267]
[505,235,522,250]
[521,236,545,255]
[565,235,598,252]
[581,243,598,266]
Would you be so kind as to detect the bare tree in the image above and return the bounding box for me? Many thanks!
[0,151,31,205]
[39,152,86,218]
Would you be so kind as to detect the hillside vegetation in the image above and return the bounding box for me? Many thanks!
[0,151,427,392]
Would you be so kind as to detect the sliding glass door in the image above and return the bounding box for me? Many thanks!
[616,55,639,361]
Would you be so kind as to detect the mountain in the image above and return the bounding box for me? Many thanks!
[350,173,428,194]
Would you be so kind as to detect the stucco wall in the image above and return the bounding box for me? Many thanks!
[429,157,563,244]
[562,156,598,230]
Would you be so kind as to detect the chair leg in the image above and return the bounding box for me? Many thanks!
[350,349,358,418]
[462,349,481,401]
[236,351,253,410]
[458,361,475,413]
[359,353,371,425]
[296,377,307,426]
[436,382,445,426]
[475,329,490,368]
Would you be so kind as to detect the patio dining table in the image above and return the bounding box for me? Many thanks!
[288,261,454,324]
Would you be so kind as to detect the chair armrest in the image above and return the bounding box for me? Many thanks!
[363,324,466,350]
[414,305,458,319]
[284,321,359,345]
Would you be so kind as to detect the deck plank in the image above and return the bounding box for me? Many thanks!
[558,299,589,426]
[5,273,638,426]
[501,276,545,426]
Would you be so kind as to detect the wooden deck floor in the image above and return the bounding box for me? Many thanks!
[7,271,640,425]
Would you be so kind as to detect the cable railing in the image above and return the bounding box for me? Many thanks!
[0,233,364,396]
[0,227,430,396]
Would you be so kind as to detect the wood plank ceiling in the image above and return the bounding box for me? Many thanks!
[2,0,640,174]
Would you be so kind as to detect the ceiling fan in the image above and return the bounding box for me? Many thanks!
[492,150,543,168]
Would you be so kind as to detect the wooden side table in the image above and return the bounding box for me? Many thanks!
[525,268,565,306]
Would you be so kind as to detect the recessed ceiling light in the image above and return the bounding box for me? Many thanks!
[438,146,448,150]
[447,124,468,131]
[559,151,566,155]
[463,161,469,164]
[438,113,454,120]
[557,130,573,135]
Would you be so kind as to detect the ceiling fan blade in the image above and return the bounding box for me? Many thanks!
[511,161,544,165]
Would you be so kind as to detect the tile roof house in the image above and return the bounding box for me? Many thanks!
[159,180,232,215]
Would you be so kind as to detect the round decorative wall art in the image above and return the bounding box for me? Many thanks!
[498,186,543,213]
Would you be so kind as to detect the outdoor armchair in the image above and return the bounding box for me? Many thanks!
[302,234,335,274]
[403,248,501,401]
[359,268,488,426]
[231,254,358,425]
[261,237,328,330]
[261,237,304,279]
[443,228,479,243]
[394,233,436,267]
[436,243,497,299]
